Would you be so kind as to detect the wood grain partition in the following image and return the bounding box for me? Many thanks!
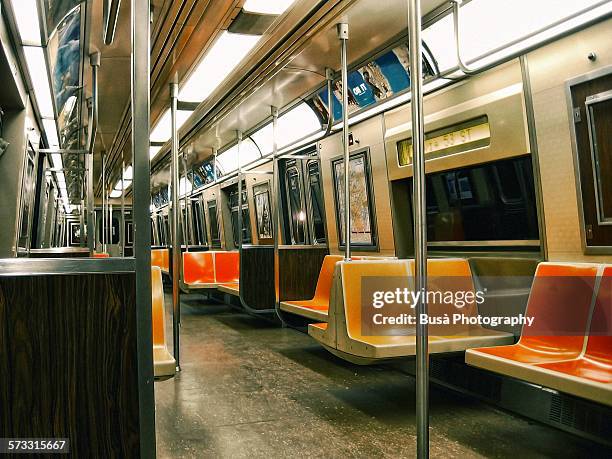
[240,246,275,312]
[239,246,329,314]
[0,272,141,456]
[278,246,328,302]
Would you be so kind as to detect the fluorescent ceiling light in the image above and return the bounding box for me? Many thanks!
[456,0,603,63]
[10,0,42,45]
[56,171,66,185]
[150,146,162,160]
[150,108,192,142]
[243,0,295,15]
[23,47,54,118]
[179,31,261,103]
[51,153,63,169]
[123,165,133,180]
[42,118,59,148]
[424,0,607,75]
[109,189,123,198]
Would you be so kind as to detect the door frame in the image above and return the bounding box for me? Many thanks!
[566,64,612,254]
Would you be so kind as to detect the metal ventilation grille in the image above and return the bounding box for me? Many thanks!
[549,394,612,440]
[429,358,502,403]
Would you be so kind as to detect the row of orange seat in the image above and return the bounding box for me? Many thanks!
[150,248,611,406]
[466,263,611,406]
[282,256,611,406]
[181,251,240,294]
[151,248,170,274]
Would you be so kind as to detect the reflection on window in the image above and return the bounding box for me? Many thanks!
[307,161,326,244]
[422,156,539,242]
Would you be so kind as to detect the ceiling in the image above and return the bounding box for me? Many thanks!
[148,0,450,187]
[85,0,243,201]
[81,0,450,201]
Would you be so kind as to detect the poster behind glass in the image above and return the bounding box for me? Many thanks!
[47,6,81,150]
[332,149,376,248]
[69,220,81,246]
[307,43,436,123]
[253,183,273,241]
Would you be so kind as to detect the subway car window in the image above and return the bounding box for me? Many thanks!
[207,199,221,248]
[192,199,207,245]
[421,156,539,243]
[228,184,251,245]
[306,160,326,244]
[285,164,307,244]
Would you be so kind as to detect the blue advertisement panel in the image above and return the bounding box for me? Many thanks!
[375,49,411,93]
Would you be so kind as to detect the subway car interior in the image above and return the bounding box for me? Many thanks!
[1,0,611,457]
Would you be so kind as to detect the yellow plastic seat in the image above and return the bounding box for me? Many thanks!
[309,259,513,364]
[280,255,343,322]
[152,266,176,378]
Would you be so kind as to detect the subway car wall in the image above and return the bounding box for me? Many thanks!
[1,0,611,457]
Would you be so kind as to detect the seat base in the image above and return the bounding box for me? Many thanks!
[218,283,240,296]
[280,301,328,322]
[466,349,612,407]
[153,346,176,378]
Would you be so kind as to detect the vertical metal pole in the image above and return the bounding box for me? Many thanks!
[213,145,218,182]
[337,23,351,261]
[108,204,114,245]
[121,157,126,257]
[237,131,243,251]
[182,153,193,250]
[170,82,181,371]
[408,0,429,457]
[102,151,106,253]
[271,107,280,308]
[79,199,85,248]
[88,53,99,256]
[131,0,156,455]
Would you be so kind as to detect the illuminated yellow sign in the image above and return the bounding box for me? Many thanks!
[397,118,491,166]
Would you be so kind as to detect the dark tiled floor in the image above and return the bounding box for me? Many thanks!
[155,294,610,458]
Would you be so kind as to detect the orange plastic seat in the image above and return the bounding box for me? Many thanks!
[151,249,163,268]
[162,249,170,273]
[280,255,343,321]
[467,263,599,366]
[93,252,109,258]
[214,251,240,284]
[308,259,513,363]
[151,267,176,378]
[183,252,215,286]
[151,248,170,274]
[536,266,612,384]
[465,262,612,406]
